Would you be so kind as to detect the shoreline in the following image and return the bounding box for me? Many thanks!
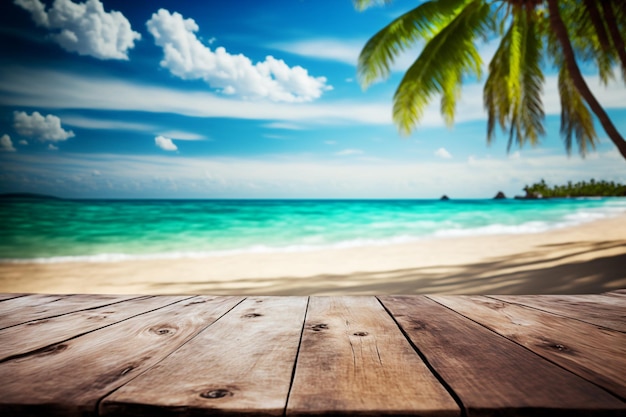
[1,213,625,295]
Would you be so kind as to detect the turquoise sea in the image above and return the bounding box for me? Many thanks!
[1,198,625,262]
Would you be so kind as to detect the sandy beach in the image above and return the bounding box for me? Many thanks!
[1,213,625,295]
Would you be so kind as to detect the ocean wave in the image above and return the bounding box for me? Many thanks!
[3,201,624,264]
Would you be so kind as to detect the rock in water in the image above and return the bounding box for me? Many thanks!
[494,191,506,199]
[440,195,450,201]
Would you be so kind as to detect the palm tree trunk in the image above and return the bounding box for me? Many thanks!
[547,0,626,160]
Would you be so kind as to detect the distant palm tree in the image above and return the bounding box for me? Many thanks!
[355,0,626,159]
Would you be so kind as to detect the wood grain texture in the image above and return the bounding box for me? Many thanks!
[100,296,307,417]
[0,295,242,417]
[287,296,459,417]
[429,295,626,400]
[0,293,138,329]
[0,295,186,361]
[0,293,27,302]
[380,295,626,416]
[491,294,626,332]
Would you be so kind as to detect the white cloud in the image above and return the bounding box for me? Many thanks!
[159,131,206,141]
[335,149,364,156]
[48,144,58,150]
[62,116,155,132]
[155,135,177,151]
[325,140,337,145]
[13,111,75,142]
[435,147,452,159]
[14,0,141,60]
[18,140,28,145]
[146,9,331,102]
[0,134,16,152]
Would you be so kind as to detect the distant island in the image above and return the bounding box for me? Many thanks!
[516,179,626,199]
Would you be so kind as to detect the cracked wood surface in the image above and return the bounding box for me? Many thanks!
[0,292,624,416]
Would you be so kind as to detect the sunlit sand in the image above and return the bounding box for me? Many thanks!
[1,213,624,295]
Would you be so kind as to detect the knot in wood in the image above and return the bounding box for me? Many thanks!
[200,389,233,399]
[242,313,262,318]
[311,323,328,331]
[553,344,567,351]
[353,331,368,337]
[149,326,176,336]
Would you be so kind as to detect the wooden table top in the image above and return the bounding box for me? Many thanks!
[0,292,624,416]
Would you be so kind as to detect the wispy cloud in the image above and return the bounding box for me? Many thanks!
[159,131,207,141]
[263,122,304,130]
[63,116,156,132]
[0,67,393,125]
[2,150,624,198]
[272,38,420,73]
[335,148,364,156]
[1,67,624,131]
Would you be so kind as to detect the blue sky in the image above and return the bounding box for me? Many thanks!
[0,0,624,199]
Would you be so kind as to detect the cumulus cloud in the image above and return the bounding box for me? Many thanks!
[14,0,141,60]
[1,134,16,152]
[19,140,28,145]
[155,135,177,151]
[13,111,75,142]
[48,144,58,150]
[146,9,331,102]
[435,147,453,159]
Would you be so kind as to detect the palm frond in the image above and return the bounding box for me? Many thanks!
[558,65,598,155]
[561,0,619,85]
[484,8,544,150]
[518,11,545,147]
[391,0,492,134]
[358,0,470,88]
[484,25,512,143]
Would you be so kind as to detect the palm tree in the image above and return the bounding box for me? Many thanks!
[355,0,626,160]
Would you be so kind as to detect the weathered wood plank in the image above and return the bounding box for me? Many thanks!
[100,296,307,417]
[287,296,459,417]
[380,295,626,416]
[430,295,626,400]
[491,294,626,332]
[0,293,28,302]
[0,295,243,417]
[0,293,139,329]
[0,295,188,361]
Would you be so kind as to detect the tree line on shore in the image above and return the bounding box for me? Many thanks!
[522,179,626,198]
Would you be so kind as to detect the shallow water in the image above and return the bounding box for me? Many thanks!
[2,198,625,262]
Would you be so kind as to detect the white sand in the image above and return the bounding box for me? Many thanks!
[1,214,625,295]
